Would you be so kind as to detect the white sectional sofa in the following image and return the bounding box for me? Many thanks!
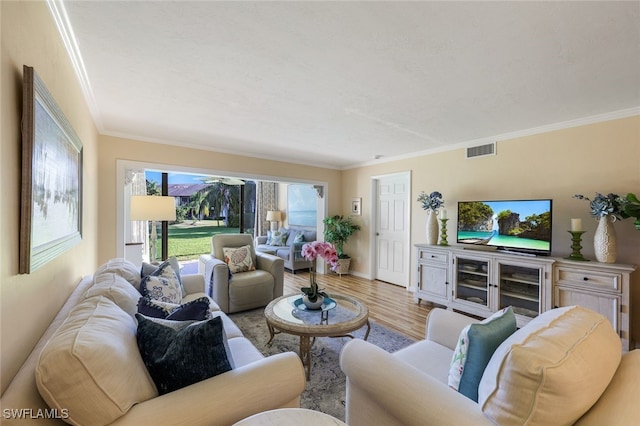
[1,258,306,426]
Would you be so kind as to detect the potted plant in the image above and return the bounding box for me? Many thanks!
[300,241,339,309]
[323,215,361,275]
[619,193,640,230]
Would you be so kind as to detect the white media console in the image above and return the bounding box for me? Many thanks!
[415,244,637,351]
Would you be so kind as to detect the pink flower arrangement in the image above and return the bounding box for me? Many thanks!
[301,241,339,272]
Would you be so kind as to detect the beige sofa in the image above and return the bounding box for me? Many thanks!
[340,306,640,426]
[1,258,305,426]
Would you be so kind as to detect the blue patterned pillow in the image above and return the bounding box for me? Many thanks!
[140,265,182,304]
[270,230,288,246]
[137,296,210,321]
[141,257,185,297]
[136,314,233,394]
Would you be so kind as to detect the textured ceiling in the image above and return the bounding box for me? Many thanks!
[60,1,640,169]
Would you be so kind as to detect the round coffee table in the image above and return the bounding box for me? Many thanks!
[264,293,370,380]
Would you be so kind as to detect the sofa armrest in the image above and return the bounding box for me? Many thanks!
[340,339,491,426]
[181,274,206,295]
[255,235,268,245]
[199,254,231,312]
[425,308,479,350]
[112,352,305,426]
[256,252,285,298]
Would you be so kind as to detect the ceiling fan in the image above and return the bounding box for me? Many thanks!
[199,176,245,186]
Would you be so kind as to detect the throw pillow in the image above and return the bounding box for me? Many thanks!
[266,230,274,245]
[478,306,621,426]
[223,245,255,273]
[137,296,210,321]
[140,265,182,304]
[448,306,516,402]
[269,230,288,246]
[136,314,233,394]
[141,257,185,297]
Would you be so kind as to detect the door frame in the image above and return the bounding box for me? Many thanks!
[368,171,412,288]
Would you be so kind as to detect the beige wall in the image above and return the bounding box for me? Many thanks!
[341,116,640,341]
[342,116,639,276]
[1,1,99,393]
[96,135,342,263]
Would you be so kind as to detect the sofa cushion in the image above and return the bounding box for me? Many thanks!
[223,245,256,273]
[137,296,211,321]
[269,230,288,246]
[141,257,185,297]
[141,265,183,304]
[86,272,141,317]
[95,257,142,291]
[136,314,233,395]
[478,306,622,426]
[448,306,516,402]
[36,296,157,426]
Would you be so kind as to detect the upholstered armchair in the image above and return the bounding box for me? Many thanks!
[198,234,284,313]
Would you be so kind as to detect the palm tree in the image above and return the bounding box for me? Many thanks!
[146,179,160,196]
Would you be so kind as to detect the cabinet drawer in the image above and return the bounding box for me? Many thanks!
[418,250,448,263]
[554,267,621,292]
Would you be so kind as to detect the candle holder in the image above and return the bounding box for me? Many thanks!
[439,218,449,246]
[565,231,590,261]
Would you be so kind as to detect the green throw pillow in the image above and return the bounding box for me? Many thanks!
[448,306,516,402]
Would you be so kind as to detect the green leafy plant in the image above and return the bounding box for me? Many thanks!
[323,215,361,259]
[618,193,640,230]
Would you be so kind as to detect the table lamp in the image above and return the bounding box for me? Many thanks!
[266,210,282,232]
[130,195,176,262]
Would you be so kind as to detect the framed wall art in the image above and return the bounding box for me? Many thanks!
[287,184,317,226]
[20,65,83,274]
[351,197,362,216]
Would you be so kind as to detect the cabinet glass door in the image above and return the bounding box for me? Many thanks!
[498,264,541,318]
[455,258,489,307]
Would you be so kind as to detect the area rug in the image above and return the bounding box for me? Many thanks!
[229,307,415,421]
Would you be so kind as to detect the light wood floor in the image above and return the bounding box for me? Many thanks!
[283,270,434,341]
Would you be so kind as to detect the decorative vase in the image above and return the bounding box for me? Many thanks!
[426,210,439,245]
[594,216,617,263]
[302,294,324,310]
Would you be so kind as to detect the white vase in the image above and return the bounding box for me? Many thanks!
[594,216,617,263]
[426,210,439,245]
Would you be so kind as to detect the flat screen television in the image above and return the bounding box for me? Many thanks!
[456,199,552,256]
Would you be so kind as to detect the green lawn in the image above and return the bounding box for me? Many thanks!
[157,221,242,261]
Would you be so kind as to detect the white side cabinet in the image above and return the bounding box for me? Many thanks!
[553,260,636,351]
[415,247,450,306]
[414,244,636,346]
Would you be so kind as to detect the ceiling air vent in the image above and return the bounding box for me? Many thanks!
[466,142,496,159]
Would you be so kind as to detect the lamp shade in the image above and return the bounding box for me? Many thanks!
[130,196,176,221]
[266,210,282,222]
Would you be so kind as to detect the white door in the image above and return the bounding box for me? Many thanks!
[375,173,410,286]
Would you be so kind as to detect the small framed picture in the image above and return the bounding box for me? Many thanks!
[351,198,362,216]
